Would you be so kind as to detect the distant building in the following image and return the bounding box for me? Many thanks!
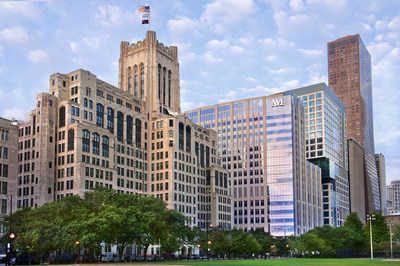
[347,138,366,223]
[387,180,400,215]
[187,94,323,237]
[282,83,350,227]
[328,34,380,215]
[375,153,387,215]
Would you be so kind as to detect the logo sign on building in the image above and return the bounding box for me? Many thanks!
[272,98,284,107]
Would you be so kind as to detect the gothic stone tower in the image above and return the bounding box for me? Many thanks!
[118,31,180,119]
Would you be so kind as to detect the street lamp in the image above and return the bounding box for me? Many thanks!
[388,223,393,259]
[4,195,13,266]
[367,214,376,259]
[207,241,211,260]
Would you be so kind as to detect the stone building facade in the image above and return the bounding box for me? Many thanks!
[13,31,231,230]
[0,117,17,215]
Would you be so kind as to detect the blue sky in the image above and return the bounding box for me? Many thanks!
[0,0,399,184]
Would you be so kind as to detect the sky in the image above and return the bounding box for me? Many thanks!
[0,0,399,185]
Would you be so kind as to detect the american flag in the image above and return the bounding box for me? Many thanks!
[139,6,150,13]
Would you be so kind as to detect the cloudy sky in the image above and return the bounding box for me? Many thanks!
[0,0,399,184]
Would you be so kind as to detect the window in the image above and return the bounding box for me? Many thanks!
[135,119,141,148]
[96,104,104,127]
[117,112,123,142]
[67,129,74,151]
[186,126,191,152]
[134,66,138,96]
[92,133,100,155]
[107,108,114,133]
[59,107,66,127]
[178,123,184,151]
[102,136,109,157]
[140,64,144,98]
[127,115,133,145]
[127,67,132,94]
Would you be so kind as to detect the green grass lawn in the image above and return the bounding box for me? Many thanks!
[129,258,400,265]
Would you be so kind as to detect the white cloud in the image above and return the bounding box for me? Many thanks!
[69,41,79,53]
[0,45,3,57]
[298,48,323,57]
[273,11,312,35]
[27,50,48,63]
[266,67,299,75]
[206,39,230,51]
[280,79,300,90]
[203,52,224,63]
[229,45,244,54]
[95,5,135,27]
[289,0,305,12]
[201,0,257,31]
[258,37,295,50]
[245,76,258,83]
[0,1,40,20]
[0,26,28,43]
[167,17,201,38]
[2,107,25,120]
[375,20,388,31]
[388,16,400,31]
[83,37,101,49]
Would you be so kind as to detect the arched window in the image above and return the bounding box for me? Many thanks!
[127,67,132,94]
[82,130,90,152]
[158,64,161,101]
[117,111,123,142]
[163,67,166,105]
[135,119,141,148]
[102,136,109,157]
[186,126,191,153]
[168,70,171,107]
[92,133,100,155]
[59,107,65,127]
[134,66,138,96]
[67,129,74,151]
[127,115,133,145]
[140,64,144,99]
[178,123,184,151]
[96,104,104,127]
[107,107,114,133]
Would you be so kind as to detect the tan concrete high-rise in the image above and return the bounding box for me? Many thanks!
[328,34,380,215]
[12,31,231,234]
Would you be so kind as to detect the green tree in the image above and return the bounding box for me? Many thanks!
[364,212,389,244]
[342,212,367,249]
[248,228,275,254]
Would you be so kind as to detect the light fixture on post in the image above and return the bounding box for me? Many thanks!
[367,214,376,259]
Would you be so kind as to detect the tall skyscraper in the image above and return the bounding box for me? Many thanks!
[375,153,387,214]
[282,83,350,227]
[328,34,380,214]
[187,94,323,237]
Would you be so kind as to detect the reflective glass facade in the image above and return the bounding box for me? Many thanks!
[283,83,349,227]
[328,35,380,213]
[187,94,323,236]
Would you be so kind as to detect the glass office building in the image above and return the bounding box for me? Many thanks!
[283,83,349,227]
[187,94,323,236]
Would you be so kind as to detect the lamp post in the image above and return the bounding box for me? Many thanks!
[367,214,376,259]
[207,241,211,260]
[5,195,13,266]
[388,223,393,259]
